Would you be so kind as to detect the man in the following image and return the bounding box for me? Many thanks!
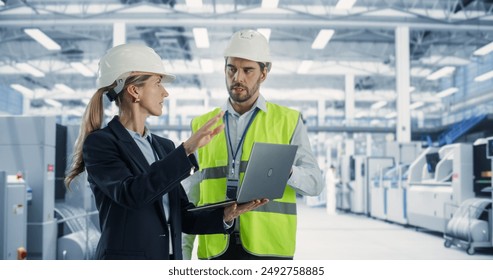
[183,29,323,260]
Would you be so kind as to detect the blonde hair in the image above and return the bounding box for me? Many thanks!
[64,74,152,189]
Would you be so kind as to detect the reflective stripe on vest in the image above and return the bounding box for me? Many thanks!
[192,103,299,259]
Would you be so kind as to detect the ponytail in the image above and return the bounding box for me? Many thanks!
[64,89,105,189]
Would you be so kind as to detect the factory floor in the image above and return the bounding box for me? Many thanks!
[295,199,493,260]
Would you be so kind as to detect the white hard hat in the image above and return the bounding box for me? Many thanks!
[223,29,272,72]
[97,43,175,89]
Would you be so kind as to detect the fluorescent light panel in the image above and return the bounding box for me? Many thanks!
[371,101,387,110]
[297,60,313,74]
[24,28,61,51]
[385,112,397,119]
[410,101,424,110]
[16,63,45,77]
[45,99,63,108]
[335,0,357,10]
[11,84,34,97]
[261,0,279,8]
[193,28,210,48]
[311,29,335,49]
[0,1,5,6]
[186,0,203,8]
[55,83,75,94]
[257,28,271,41]
[474,70,493,82]
[426,66,455,80]
[436,87,458,98]
[355,111,367,118]
[473,42,493,56]
[70,62,95,77]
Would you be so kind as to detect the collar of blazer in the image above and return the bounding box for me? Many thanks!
[106,116,152,172]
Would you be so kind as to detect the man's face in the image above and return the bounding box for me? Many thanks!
[225,57,266,104]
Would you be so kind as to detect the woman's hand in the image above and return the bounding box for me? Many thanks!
[183,111,225,155]
[223,199,269,223]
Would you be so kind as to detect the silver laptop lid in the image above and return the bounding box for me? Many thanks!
[236,142,298,203]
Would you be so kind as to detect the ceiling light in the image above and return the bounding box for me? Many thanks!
[473,42,493,56]
[426,66,455,80]
[257,28,271,41]
[10,84,34,98]
[410,101,424,110]
[200,59,214,73]
[436,87,458,98]
[70,62,95,77]
[45,99,63,108]
[311,29,335,49]
[185,0,203,8]
[193,28,210,48]
[16,63,45,77]
[24,28,61,51]
[0,1,5,7]
[297,60,313,74]
[355,111,367,118]
[261,0,279,8]
[371,101,387,110]
[385,112,397,119]
[54,83,75,94]
[474,70,493,82]
[335,0,357,10]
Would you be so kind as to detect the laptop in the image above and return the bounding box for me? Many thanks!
[188,142,298,212]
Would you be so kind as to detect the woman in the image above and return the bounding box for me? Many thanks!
[65,43,266,260]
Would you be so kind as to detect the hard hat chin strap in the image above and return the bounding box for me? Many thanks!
[104,77,126,102]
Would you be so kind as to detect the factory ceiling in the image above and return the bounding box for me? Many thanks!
[1,0,493,127]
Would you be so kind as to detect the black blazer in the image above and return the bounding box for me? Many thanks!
[83,116,228,260]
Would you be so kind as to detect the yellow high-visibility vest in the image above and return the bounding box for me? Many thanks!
[192,102,299,259]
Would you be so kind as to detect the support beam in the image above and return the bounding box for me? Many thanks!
[2,11,493,31]
[395,26,411,143]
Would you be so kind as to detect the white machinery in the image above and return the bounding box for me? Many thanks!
[407,144,474,233]
[370,165,392,220]
[385,164,410,224]
[442,138,493,254]
[0,116,58,259]
[368,142,420,221]
[336,155,353,211]
[0,172,28,260]
[365,157,394,217]
[349,155,366,214]
[0,117,99,259]
[381,142,421,224]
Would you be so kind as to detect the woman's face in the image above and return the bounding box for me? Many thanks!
[138,74,169,116]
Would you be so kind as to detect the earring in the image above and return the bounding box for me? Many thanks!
[134,98,140,103]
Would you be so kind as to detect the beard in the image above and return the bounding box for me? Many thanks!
[227,77,261,104]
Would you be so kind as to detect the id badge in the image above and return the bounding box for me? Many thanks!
[226,178,239,200]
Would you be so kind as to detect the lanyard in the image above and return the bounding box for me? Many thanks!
[225,107,259,176]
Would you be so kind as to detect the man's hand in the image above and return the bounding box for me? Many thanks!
[223,199,269,223]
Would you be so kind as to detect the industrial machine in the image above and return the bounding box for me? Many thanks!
[349,155,366,214]
[365,157,394,217]
[407,144,474,233]
[443,138,493,254]
[336,155,353,211]
[384,163,410,224]
[0,171,28,259]
[0,117,99,259]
